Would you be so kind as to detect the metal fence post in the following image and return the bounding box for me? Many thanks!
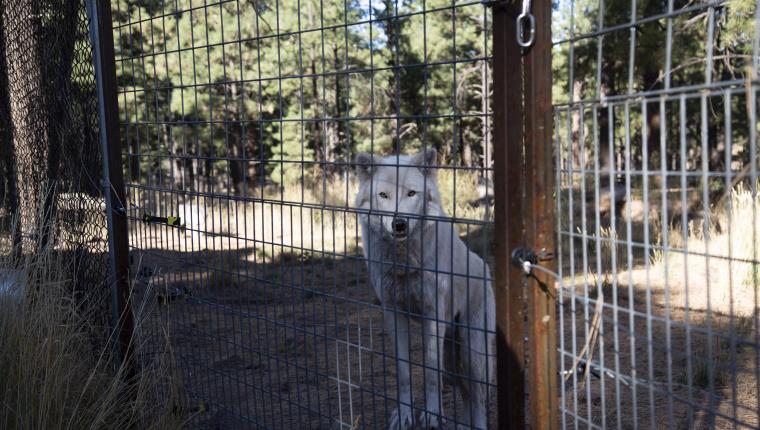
[86,0,135,378]
[523,0,558,427]
[493,0,557,428]
[492,1,528,428]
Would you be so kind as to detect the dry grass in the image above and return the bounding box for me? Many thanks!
[0,218,186,429]
[143,170,491,264]
[650,182,760,316]
[436,169,491,222]
[559,183,760,428]
[563,181,760,316]
[127,173,760,427]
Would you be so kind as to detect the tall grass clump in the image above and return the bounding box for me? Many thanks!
[436,169,491,222]
[725,183,760,288]
[0,213,186,429]
[650,182,760,315]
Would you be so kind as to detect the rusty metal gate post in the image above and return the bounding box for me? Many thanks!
[86,0,135,378]
[492,0,557,428]
[523,0,558,427]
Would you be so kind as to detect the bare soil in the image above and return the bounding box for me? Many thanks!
[130,209,759,429]
[132,231,497,430]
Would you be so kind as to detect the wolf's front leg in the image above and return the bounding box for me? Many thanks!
[419,276,449,430]
[385,308,414,430]
[418,316,447,429]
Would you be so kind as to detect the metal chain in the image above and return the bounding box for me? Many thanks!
[517,0,535,48]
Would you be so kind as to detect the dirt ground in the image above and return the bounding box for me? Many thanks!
[131,230,497,430]
[557,282,759,429]
[558,202,760,429]
[129,210,759,430]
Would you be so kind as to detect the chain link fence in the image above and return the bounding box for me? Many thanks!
[0,0,111,349]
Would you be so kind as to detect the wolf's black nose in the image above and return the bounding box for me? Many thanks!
[392,218,407,234]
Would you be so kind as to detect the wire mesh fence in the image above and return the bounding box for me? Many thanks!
[0,0,111,344]
[553,0,760,428]
[112,0,496,428]
[3,0,756,427]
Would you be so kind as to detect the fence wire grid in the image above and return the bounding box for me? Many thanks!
[113,1,496,428]
[98,0,760,428]
[553,0,760,428]
[2,0,758,428]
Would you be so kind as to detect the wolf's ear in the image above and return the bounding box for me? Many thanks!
[354,153,374,182]
[413,148,438,178]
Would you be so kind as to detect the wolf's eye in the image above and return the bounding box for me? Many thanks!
[407,190,417,197]
[379,192,388,199]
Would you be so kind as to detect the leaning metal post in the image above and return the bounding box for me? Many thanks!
[86,0,135,379]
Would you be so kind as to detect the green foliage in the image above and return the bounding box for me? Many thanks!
[112,0,492,191]
[113,0,756,192]
[552,0,757,173]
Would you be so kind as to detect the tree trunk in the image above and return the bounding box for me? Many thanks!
[2,0,48,254]
[39,10,77,249]
[707,33,733,176]
[0,2,11,195]
[162,122,174,186]
[187,137,196,190]
[461,122,472,167]
[0,0,20,258]
[646,102,663,188]
[598,49,616,174]
[228,82,245,195]
[129,136,140,181]
[571,80,584,168]
[204,157,213,193]
[245,127,258,192]
[384,0,401,155]
[330,42,343,174]
[306,2,324,170]
[481,60,492,176]
[310,58,324,166]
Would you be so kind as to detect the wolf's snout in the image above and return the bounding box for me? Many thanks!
[391,218,407,236]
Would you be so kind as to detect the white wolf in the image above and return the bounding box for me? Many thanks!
[355,149,495,430]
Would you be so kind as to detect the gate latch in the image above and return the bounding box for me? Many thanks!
[511,247,538,274]
[511,246,555,275]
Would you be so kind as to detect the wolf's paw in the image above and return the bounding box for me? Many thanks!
[417,411,441,429]
[387,406,414,430]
